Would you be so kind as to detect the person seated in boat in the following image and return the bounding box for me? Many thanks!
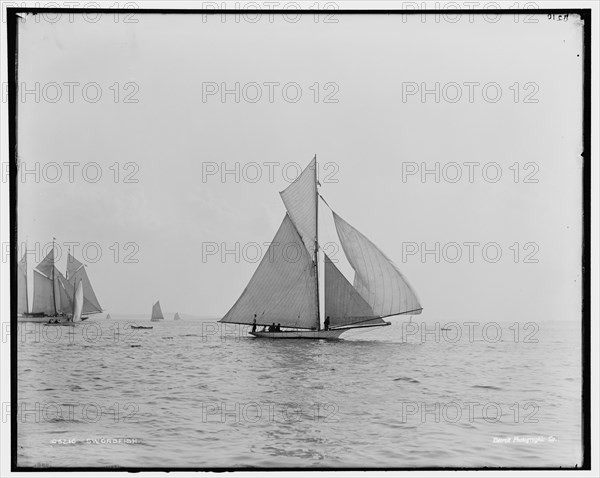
[269,323,276,332]
[252,315,257,333]
[276,323,281,332]
[324,316,330,331]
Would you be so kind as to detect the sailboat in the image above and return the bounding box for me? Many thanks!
[174,312,181,321]
[150,301,165,322]
[219,157,422,340]
[19,242,103,323]
[106,313,112,320]
[17,252,28,317]
[46,279,84,327]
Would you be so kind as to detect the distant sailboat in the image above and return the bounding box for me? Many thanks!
[106,313,112,320]
[19,241,103,323]
[17,251,28,316]
[174,312,181,321]
[219,157,422,340]
[46,279,83,327]
[151,301,165,322]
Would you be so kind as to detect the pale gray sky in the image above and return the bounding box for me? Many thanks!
[15,11,584,321]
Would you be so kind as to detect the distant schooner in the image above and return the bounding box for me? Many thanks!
[219,157,422,340]
[18,242,103,323]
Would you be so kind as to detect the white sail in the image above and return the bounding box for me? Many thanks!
[324,254,387,328]
[54,267,73,315]
[68,264,102,314]
[35,249,55,277]
[279,157,317,258]
[151,301,164,320]
[174,312,181,320]
[31,270,54,315]
[220,214,318,329]
[17,253,28,314]
[72,280,84,322]
[66,251,84,280]
[333,212,422,318]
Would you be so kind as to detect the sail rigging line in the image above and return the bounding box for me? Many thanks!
[51,238,57,316]
[318,192,334,211]
[313,154,320,331]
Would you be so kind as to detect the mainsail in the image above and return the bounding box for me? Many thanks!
[17,253,28,314]
[151,301,164,320]
[220,214,318,329]
[31,270,54,315]
[68,262,102,315]
[333,212,422,317]
[36,249,55,278]
[279,157,318,259]
[324,254,387,328]
[66,251,84,280]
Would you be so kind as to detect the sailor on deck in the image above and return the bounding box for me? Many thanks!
[252,315,257,333]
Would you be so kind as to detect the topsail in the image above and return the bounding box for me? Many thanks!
[279,157,318,259]
[35,249,55,278]
[66,252,84,280]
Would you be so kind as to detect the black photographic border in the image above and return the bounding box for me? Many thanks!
[7,6,592,472]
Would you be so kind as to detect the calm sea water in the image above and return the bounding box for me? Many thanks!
[16,318,582,469]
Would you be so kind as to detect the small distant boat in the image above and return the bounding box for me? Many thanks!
[131,325,153,330]
[219,157,422,340]
[150,301,164,322]
[106,313,112,320]
[174,312,181,321]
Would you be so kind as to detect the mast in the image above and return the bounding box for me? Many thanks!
[51,237,57,316]
[314,154,320,330]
